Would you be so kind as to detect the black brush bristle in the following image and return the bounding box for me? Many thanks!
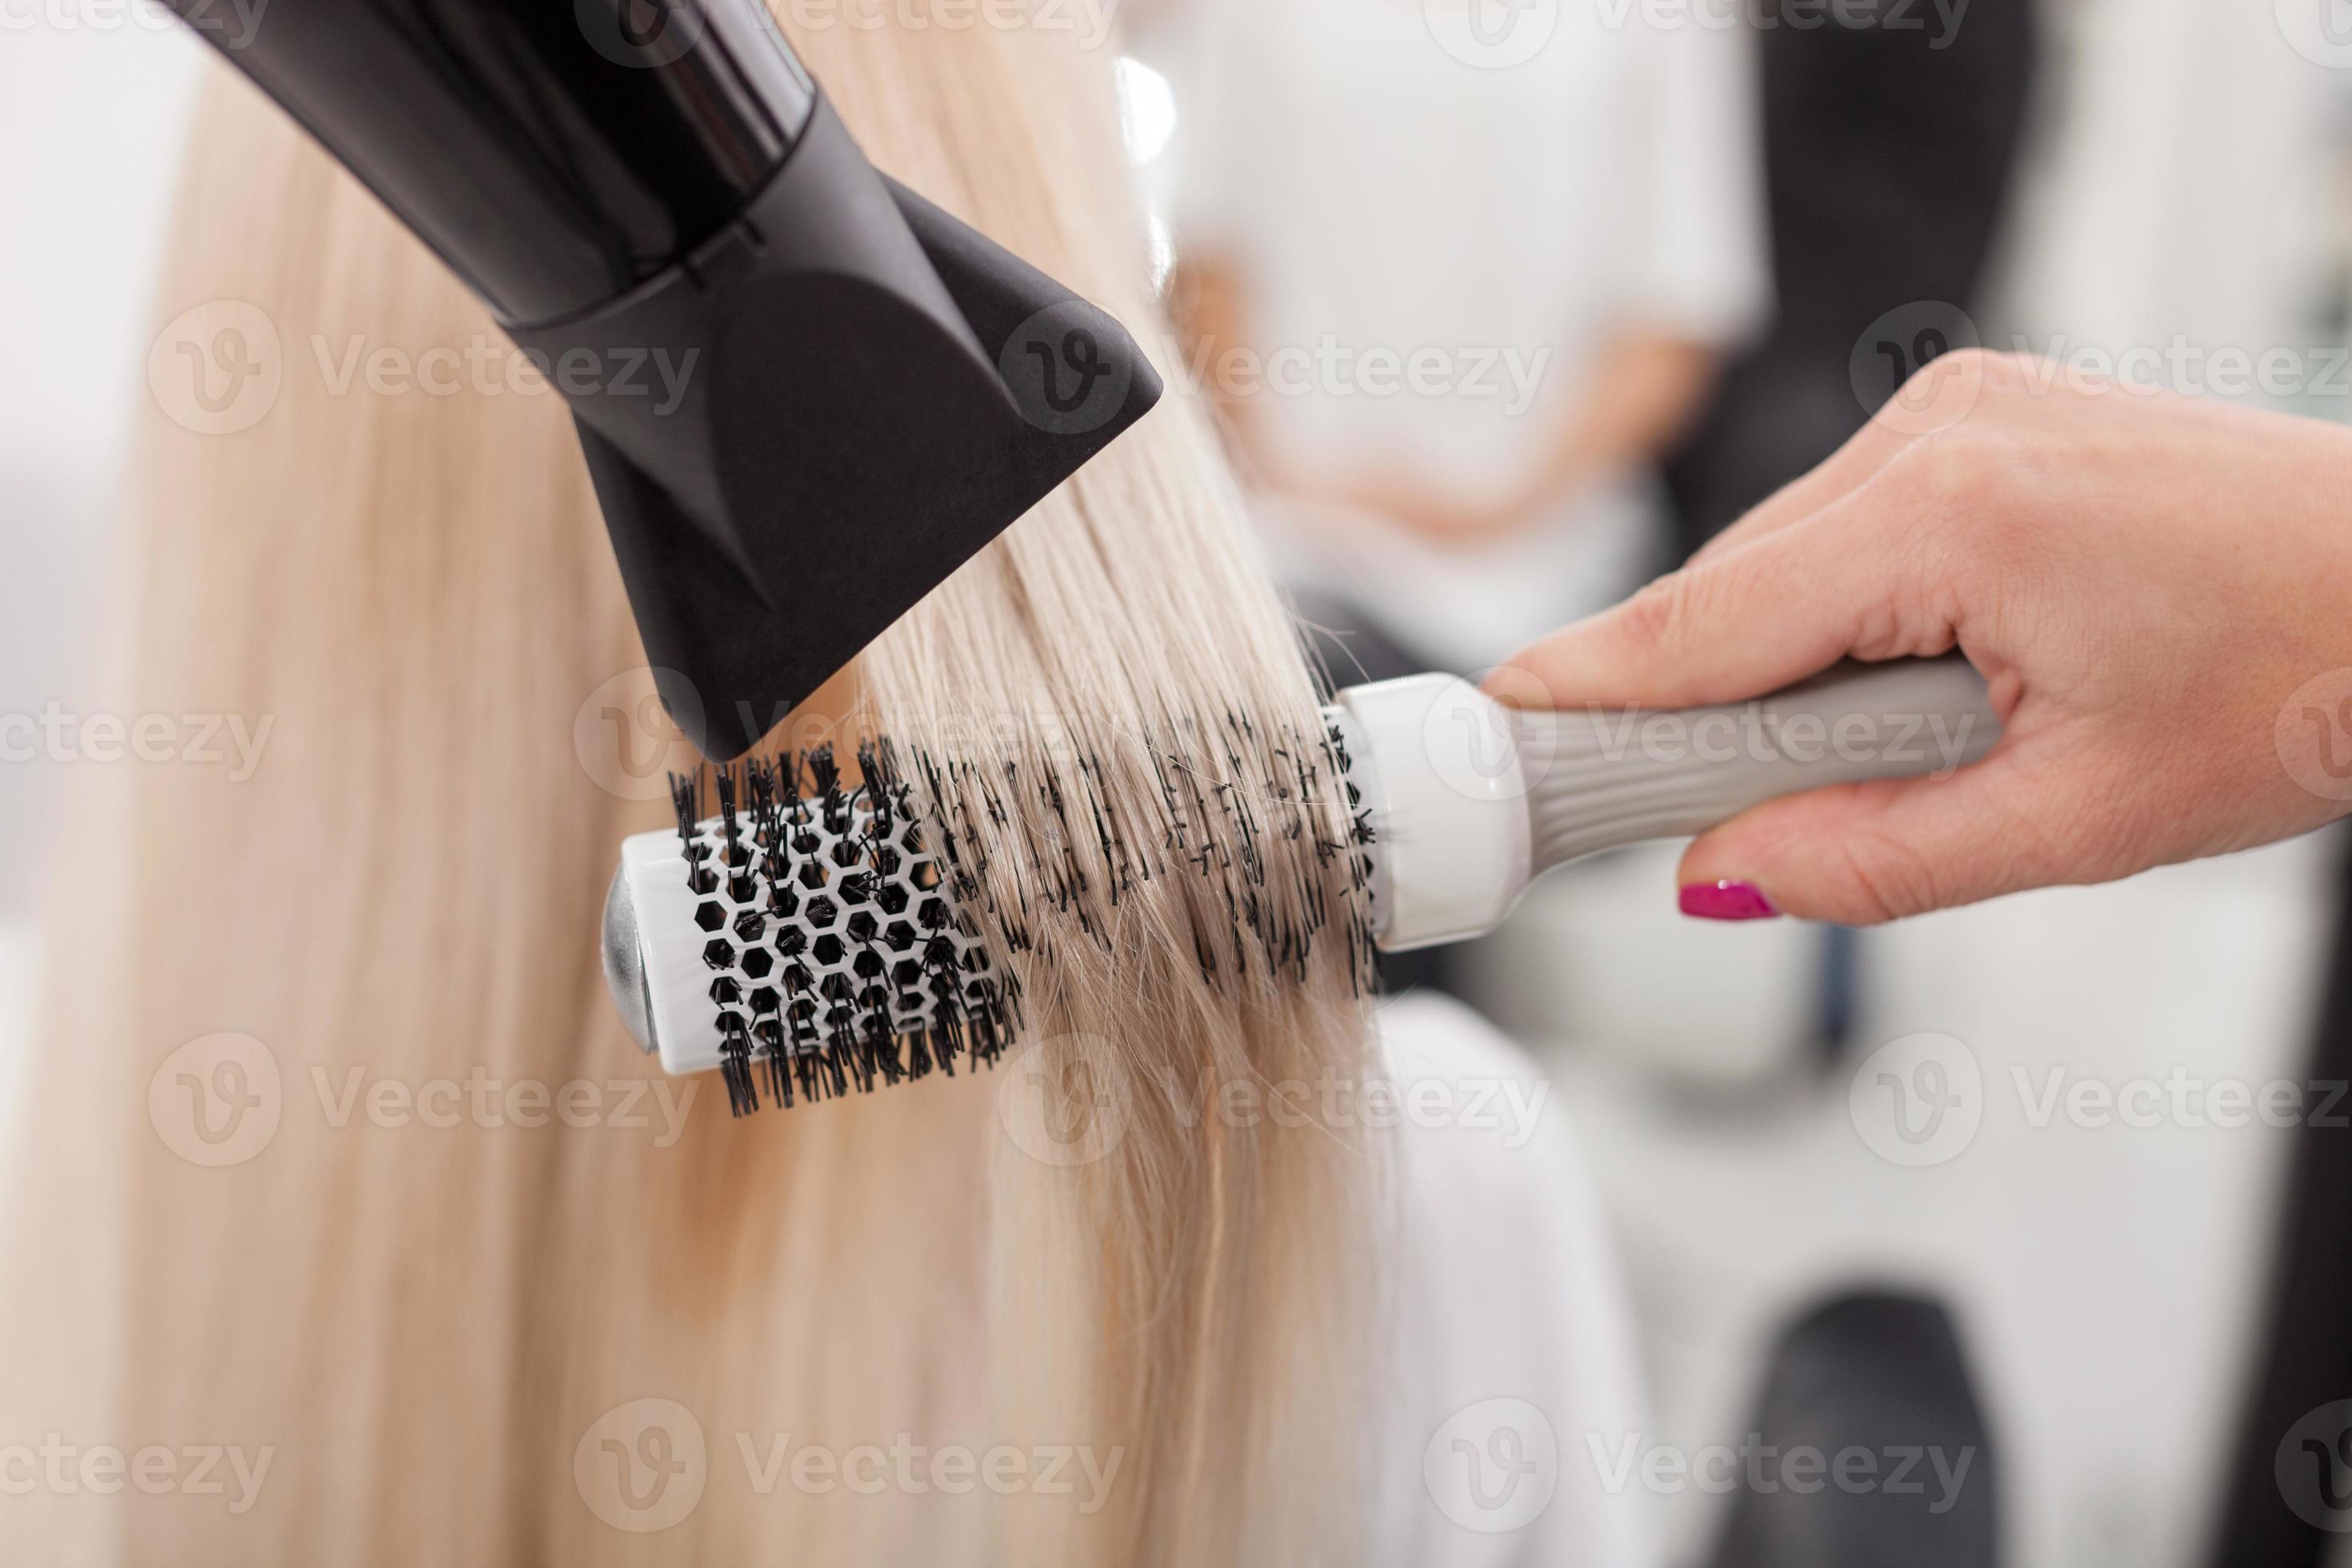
[719,1013,758,1115]
[672,709,1374,1118]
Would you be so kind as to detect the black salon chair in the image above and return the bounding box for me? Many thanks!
[1710,1290,1999,1568]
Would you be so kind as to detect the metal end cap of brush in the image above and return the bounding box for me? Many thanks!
[609,834,742,1078]
[1331,674,1534,954]
[602,866,660,1058]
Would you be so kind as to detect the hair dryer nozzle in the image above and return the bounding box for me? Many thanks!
[162,0,1162,764]
[526,98,1163,760]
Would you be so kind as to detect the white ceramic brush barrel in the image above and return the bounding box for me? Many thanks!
[1334,657,2001,952]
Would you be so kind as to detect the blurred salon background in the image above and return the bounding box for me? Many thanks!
[6,1,2352,1562]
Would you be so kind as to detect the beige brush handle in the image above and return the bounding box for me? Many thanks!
[1518,655,2002,870]
[1333,657,2001,951]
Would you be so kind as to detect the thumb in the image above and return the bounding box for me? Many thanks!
[1676,749,2054,925]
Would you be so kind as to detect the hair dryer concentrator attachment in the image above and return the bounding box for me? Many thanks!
[162,0,1164,760]
[538,109,1167,759]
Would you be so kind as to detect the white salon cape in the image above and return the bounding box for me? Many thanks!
[1156,0,1770,672]
[1373,992,1655,1565]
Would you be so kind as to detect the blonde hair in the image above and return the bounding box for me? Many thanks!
[0,14,1383,1567]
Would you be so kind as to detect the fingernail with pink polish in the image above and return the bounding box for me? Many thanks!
[1678,881,1781,922]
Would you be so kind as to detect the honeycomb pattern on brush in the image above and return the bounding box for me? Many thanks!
[670,754,1014,1115]
[684,809,988,1034]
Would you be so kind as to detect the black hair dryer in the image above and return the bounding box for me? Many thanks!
[162,0,1164,758]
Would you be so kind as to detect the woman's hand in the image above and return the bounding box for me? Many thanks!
[1493,350,2352,924]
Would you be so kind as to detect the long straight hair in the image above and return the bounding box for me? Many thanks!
[0,12,1382,1566]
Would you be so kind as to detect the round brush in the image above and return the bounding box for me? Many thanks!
[604,658,1998,1107]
